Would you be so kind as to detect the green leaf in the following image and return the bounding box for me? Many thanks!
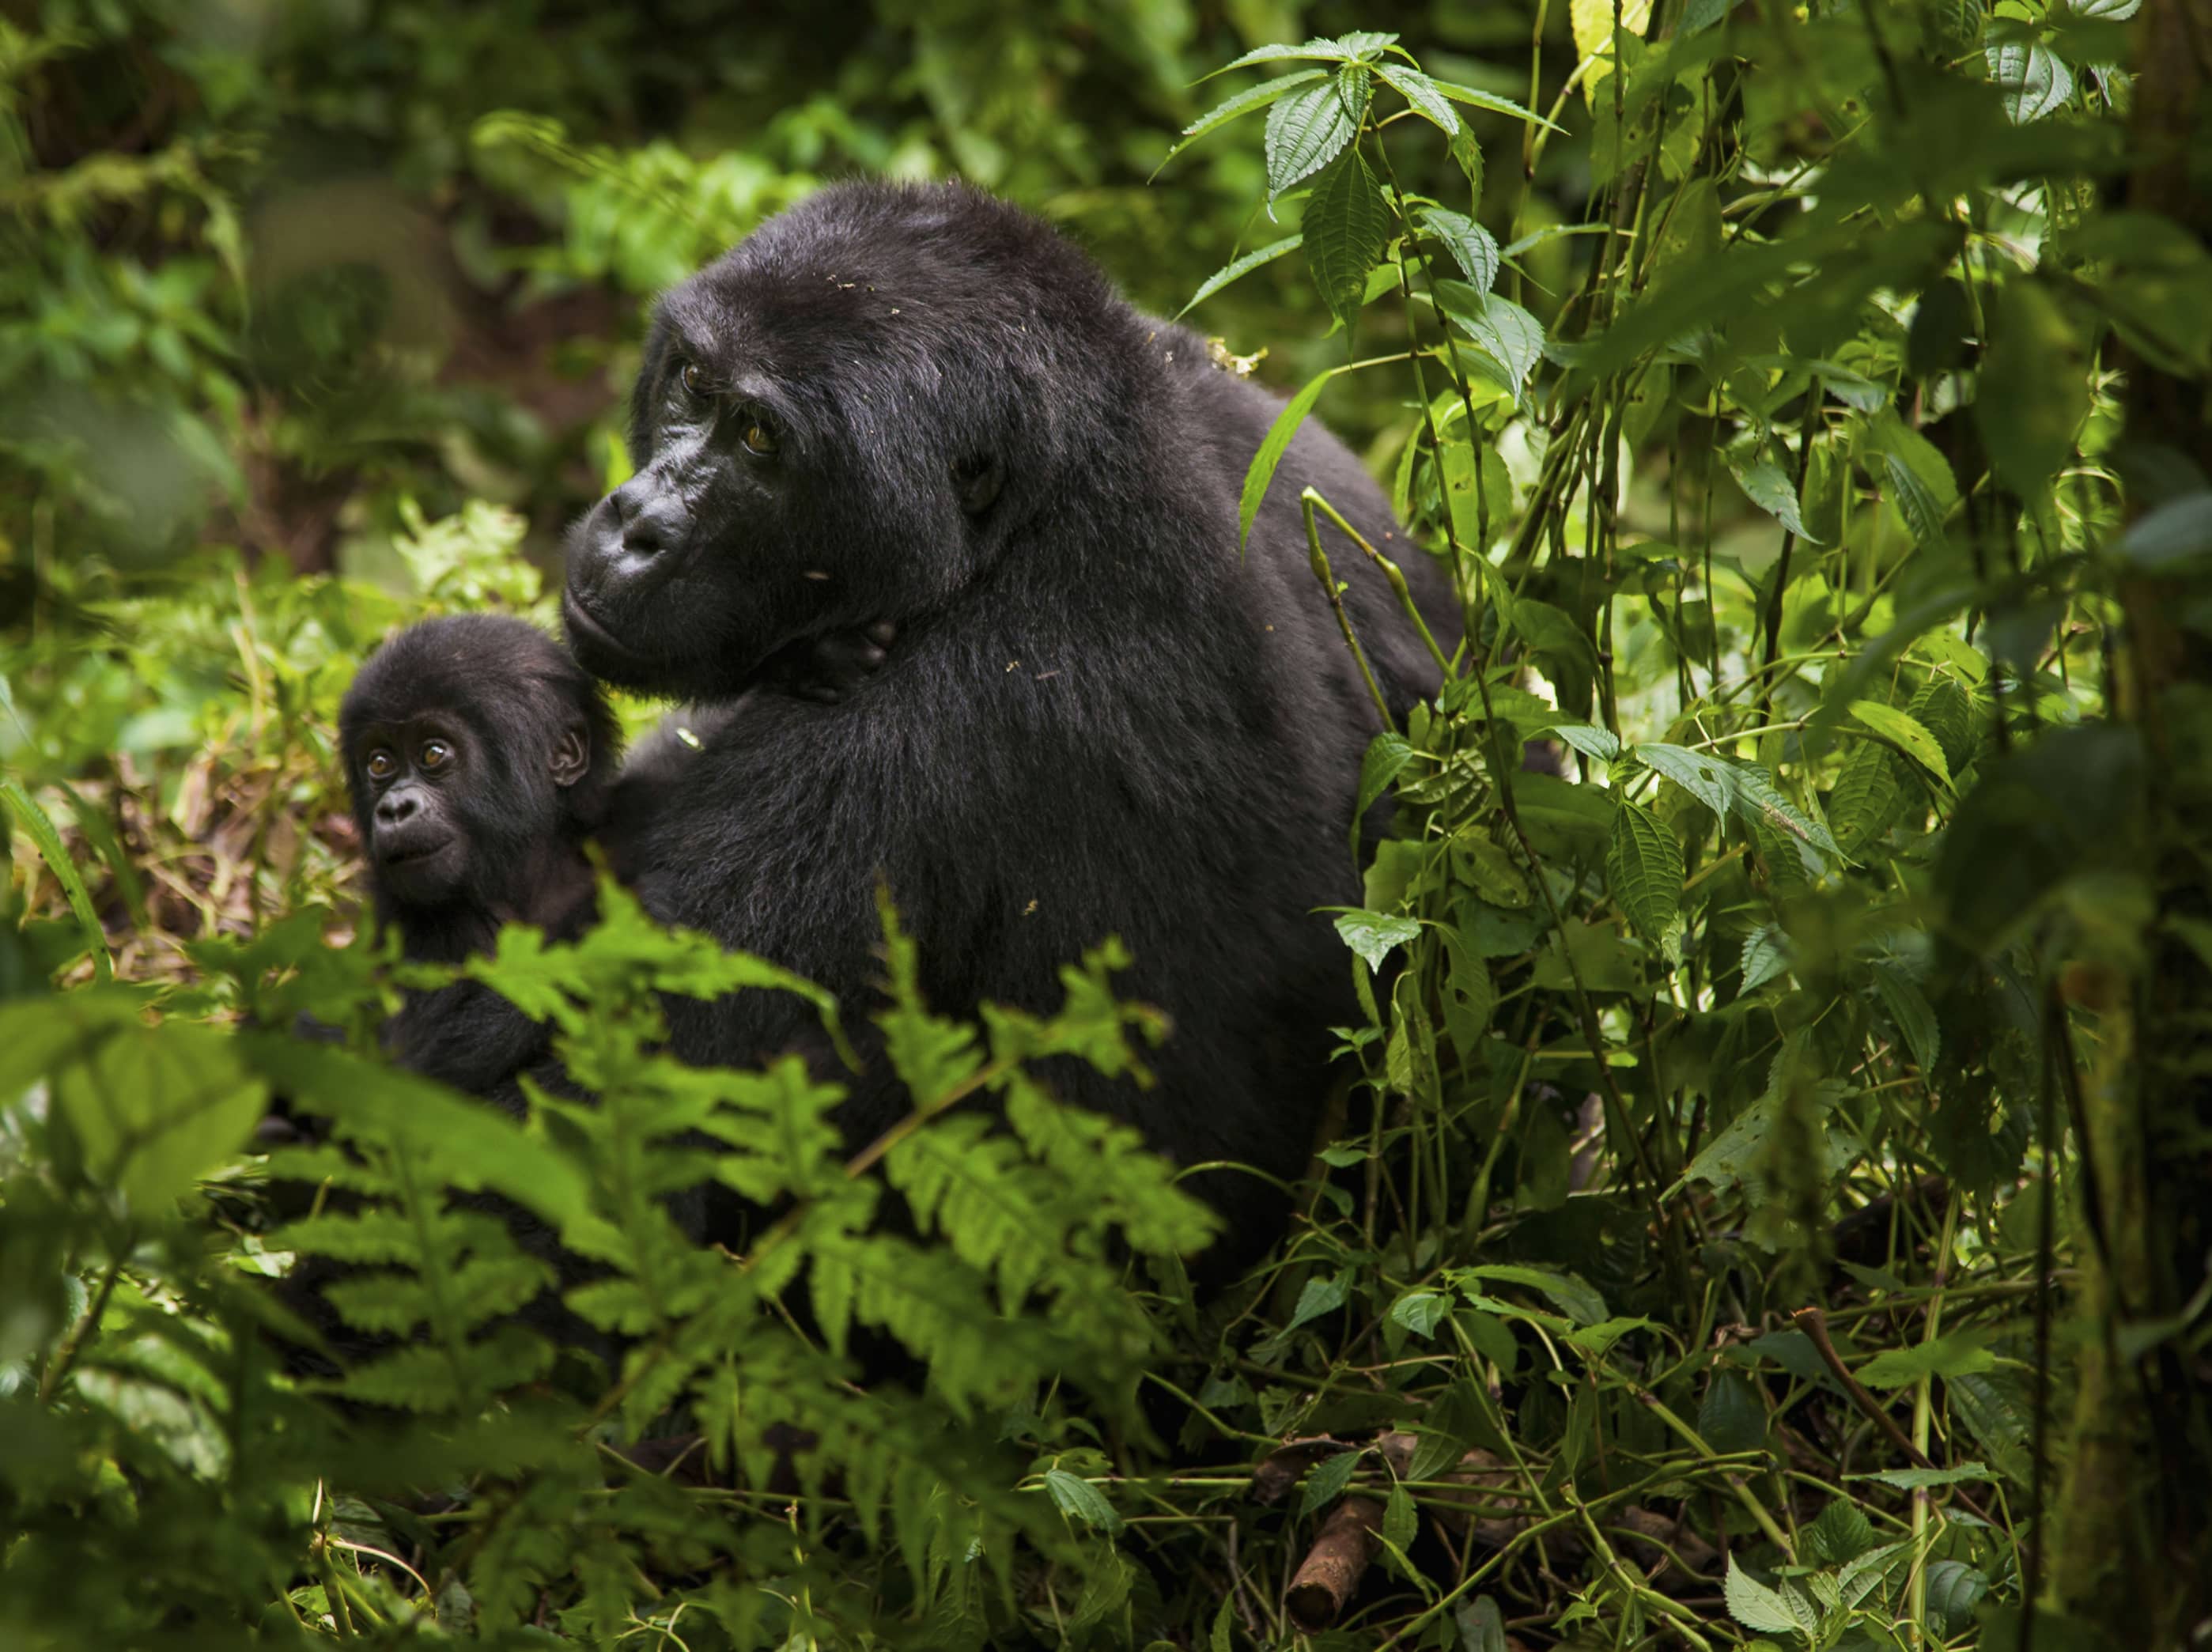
[1552,721,1621,763]
[1806,1498,1881,1565]
[1333,909,1420,970]
[40,1009,266,1214]
[1265,80,1358,197]
[1724,1560,1805,1637]
[1857,1329,1994,1388]
[1925,1560,1990,1635]
[1166,70,1328,167]
[1391,1291,1453,1338]
[1239,366,1340,550]
[1871,962,1941,1072]
[1729,450,1820,542]
[1419,207,1499,294]
[1455,1597,1510,1652]
[1858,1461,1995,1490]
[1303,149,1390,328]
[1,777,112,983]
[1044,1468,1125,1534]
[1850,700,1952,786]
[1741,924,1791,993]
[1382,1478,1418,1560]
[1299,1446,1362,1514]
[1987,41,2074,123]
[1203,39,1363,79]
[1862,412,1960,550]
[1287,1268,1352,1330]
[1977,278,2088,497]
[1607,799,1683,945]
[1458,1263,1606,1325]
[1441,289,1546,403]
[1698,1370,1768,1454]
[1374,63,1461,134]
[1178,233,1303,319]
[1427,77,1563,130]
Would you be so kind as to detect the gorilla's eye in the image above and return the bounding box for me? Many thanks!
[365,750,396,781]
[419,739,452,770]
[740,416,780,457]
[679,360,707,399]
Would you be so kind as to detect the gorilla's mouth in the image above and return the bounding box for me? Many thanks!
[379,836,452,868]
[562,591,652,669]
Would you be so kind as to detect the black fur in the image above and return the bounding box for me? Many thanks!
[565,182,1461,1268]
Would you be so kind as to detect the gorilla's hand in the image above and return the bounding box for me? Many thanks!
[760,621,898,703]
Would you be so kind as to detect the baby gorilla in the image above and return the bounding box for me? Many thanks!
[339,613,616,1094]
[338,613,894,1094]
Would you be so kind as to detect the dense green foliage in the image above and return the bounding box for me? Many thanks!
[6,1,2211,1647]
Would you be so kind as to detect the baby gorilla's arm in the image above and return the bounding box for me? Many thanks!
[755,621,898,704]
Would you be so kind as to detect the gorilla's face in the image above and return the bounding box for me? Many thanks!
[563,198,1028,701]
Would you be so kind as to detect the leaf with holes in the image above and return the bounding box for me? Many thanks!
[1304,149,1390,329]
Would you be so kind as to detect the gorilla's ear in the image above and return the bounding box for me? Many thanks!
[951,452,1005,516]
[550,723,592,788]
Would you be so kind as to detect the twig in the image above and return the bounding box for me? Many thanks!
[1285,1495,1385,1630]
[1790,1304,1994,1524]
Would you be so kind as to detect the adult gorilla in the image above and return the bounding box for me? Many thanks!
[567,182,1458,1259]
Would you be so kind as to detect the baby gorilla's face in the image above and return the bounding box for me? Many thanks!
[348,715,481,907]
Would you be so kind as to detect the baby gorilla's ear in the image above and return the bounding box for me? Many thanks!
[951,452,1004,516]
[761,622,897,705]
[550,723,592,788]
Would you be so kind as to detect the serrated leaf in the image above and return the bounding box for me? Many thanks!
[1829,739,1907,856]
[1420,207,1499,294]
[1741,924,1791,993]
[1863,413,1960,550]
[1730,451,1820,542]
[1239,366,1340,549]
[1428,77,1561,130]
[1445,289,1546,403]
[1806,1498,1880,1565]
[1203,39,1359,80]
[1608,799,1683,944]
[1375,63,1461,134]
[1304,149,1390,328]
[1987,41,2074,123]
[1908,676,1977,773]
[1859,1459,1995,1491]
[1458,1263,1605,1325]
[1382,1479,1418,1556]
[1265,80,1358,197]
[1724,1560,1803,1636]
[1552,721,1621,763]
[1287,1268,1352,1332]
[1044,1468,1125,1533]
[1162,70,1328,170]
[1178,233,1303,319]
[1299,1446,1362,1514]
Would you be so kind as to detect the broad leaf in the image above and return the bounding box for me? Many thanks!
[1265,80,1359,196]
[1333,909,1421,970]
[1178,233,1303,319]
[1607,799,1683,944]
[1420,206,1499,293]
[1304,149,1390,328]
[1850,700,1952,786]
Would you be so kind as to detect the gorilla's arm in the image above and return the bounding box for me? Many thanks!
[386,979,554,1100]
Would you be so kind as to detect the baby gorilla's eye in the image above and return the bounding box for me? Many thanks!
[740,416,780,457]
[365,750,396,781]
[680,360,707,398]
[419,739,452,770]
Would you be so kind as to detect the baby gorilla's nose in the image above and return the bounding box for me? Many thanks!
[376,789,419,826]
